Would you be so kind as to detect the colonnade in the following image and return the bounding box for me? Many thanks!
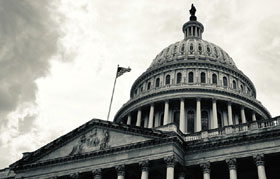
[126,98,258,133]
[67,154,267,179]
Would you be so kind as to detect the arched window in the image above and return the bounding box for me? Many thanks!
[177,73,182,84]
[190,44,194,51]
[201,111,209,131]
[188,72,194,83]
[140,85,143,92]
[212,74,217,84]
[240,84,244,92]
[187,110,195,133]
[155,78,160,87]
[147,82,151,90]
[165,75,170,85]
[233,80,237,89]
[201,72,206,83]
[223,76,228,87]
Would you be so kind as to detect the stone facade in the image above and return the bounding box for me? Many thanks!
[1,4,280,179]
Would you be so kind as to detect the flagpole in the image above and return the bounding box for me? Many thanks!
[107,64,119,121]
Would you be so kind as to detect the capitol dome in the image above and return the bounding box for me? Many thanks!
[114,4,270,133]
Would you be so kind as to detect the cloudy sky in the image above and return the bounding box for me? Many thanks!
[0,0,280,168]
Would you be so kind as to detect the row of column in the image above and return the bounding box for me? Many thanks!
[200,154,267,179]
[127,98,257,133]
[68,154,266,179]
[186,25,202,38]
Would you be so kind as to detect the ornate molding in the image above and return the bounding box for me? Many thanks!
[69,129,110,156]
[115,164,125,176]
[69,172,79,179]
[164,155,176,168]
[226,158,237,170]
[92,169,102,179]
[139,160,149,172]
[200,162,210,174]
[254,154,265,166]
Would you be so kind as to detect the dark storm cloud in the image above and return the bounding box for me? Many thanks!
[0,1,63,127]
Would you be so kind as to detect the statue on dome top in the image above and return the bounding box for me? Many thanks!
[189,4,197,21]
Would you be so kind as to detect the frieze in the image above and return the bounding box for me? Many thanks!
[69,128,110,155]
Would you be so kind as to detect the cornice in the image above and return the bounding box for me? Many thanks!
[10,119,170,169]
[12,134,185,172]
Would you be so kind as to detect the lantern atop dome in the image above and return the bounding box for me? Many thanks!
[182,4,204,39]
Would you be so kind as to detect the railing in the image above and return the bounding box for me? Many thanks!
[185,117,280,142]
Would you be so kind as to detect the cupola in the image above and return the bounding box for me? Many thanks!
[182,4,204,39]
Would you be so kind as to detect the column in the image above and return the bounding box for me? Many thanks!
[164,100,169,125]
[228,102,233,125]
[92,169,102,179]
[223,111,228,126]
[254,154,267,179]
[200,162,210,179]
[179,98,186,133]
[136,109,142,127]
[241,106,246,123]
[212,99,218,129]
[115,165,125,179]
[127,114,131,125]
[196,98,201,132]
[252,112,257,121]
[226,158,237,179]
[186,28,189,38]
[178,172,185,179]
[144,116,149,128]
[164,156,176,179]
[148,104,154,128]
[139,161,149,179]
[194,26,197,37]
[235,115,239,125]
[178,166,186,179]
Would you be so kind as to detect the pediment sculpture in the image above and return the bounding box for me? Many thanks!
[69,128,110,155]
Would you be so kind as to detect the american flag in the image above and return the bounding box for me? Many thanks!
[117,66,131,78]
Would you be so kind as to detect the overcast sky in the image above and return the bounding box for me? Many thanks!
[0,0,280,168]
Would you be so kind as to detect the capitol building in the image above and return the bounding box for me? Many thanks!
[1,4,279,179]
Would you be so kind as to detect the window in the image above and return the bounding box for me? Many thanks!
[207,46,211,53]
[181,44,185,53]
[140,85,143,92]
[202,111,209,131]
[212,74,217,84]
[240,84,244,92]
[223,76,228,87]
[233,80,237,89]
[155,78,160,87]
[165,75,170,85]
[190,44,194,51]
[187,110,195,133]
[147,82,151,90]
[177,73,182,84]
[188,72,194,83]
[201,72,206,83]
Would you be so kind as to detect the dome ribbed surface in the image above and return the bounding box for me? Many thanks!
[149,38,236,69]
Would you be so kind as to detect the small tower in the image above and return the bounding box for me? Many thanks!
[182,4,204,39]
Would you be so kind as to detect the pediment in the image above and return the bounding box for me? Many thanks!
[38,126,154,161]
